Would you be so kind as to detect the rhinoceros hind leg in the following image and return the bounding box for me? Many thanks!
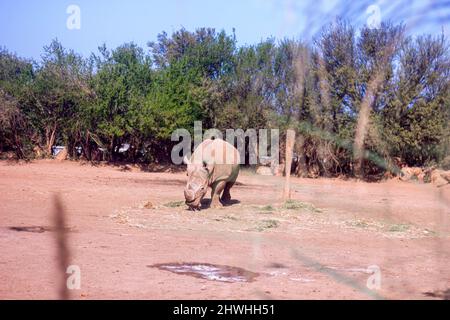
[211,181,226,208]
[221,181,234,203]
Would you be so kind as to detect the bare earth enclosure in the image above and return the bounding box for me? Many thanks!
[0,160,449,300]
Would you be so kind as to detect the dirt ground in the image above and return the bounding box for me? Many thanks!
[0,160,449,300]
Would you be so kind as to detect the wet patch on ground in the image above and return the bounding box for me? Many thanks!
[149,262,259,283]
[423,289,450,300]
[8,226,75,233]
[9,226,51,233]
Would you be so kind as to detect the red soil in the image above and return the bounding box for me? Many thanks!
[0,160,448,299]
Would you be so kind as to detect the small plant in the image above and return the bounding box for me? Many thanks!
[250,219,279,232]
[352,220,370,228]
[282,200,321,213]
[388,224,411,233]
[164,200,185,208]
[223,215,238,221]
[258,211,274,215]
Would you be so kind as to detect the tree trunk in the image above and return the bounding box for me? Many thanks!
[295,135,308,177]
[45,124,57,156]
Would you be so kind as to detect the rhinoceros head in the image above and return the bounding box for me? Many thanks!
[183,156,213,210]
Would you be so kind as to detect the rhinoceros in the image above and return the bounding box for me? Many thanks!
[183,138,240,210]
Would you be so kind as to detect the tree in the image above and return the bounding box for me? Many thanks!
[382,34,450,166]
[0,48,35,158]
[23,39,91,156]
[0,24,448,176]
[87,43,153,161]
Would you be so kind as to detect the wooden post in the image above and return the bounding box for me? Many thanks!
[283,129,296,200]
[53,194,70,300]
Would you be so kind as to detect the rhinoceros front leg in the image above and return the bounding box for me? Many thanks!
[210,180,226,208]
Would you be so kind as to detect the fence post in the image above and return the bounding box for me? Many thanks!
[284,129,296,200]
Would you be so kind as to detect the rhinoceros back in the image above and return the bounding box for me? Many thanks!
[191,139,240,183]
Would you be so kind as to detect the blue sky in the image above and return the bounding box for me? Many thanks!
[1,0,448,60]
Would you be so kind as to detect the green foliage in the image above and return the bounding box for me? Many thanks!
[147,57,204,139]
[0,24,448,177]
[381,34,450,166]
[85,43,153,161]
[0,49,35,158]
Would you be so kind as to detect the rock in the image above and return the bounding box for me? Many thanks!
[55,147,68,161]
[256,166,273,176]
[441,170,450,181]
[144,201,154,209]
[272,163,285,177]
[400,167,423,182]
[430,169,450,187]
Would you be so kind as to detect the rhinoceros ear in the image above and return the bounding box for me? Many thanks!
[202,160,214,174]
[183,156,191,165]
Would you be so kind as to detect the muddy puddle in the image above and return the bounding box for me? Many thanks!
[8,226,74,233]
[149,263,259,283]
[9,226,53,233]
